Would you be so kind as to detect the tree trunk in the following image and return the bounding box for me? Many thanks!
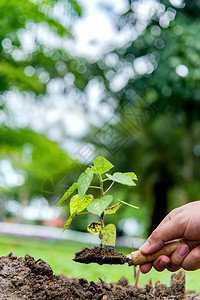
[150,178,171,233]
[183,127,194,183]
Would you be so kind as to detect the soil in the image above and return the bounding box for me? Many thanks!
[0,253,199,300]
[73,246,130,265]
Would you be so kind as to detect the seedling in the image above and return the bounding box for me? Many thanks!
[56,156,138,247]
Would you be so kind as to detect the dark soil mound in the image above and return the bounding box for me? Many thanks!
[73,246,130,265]
[0,253,199,299]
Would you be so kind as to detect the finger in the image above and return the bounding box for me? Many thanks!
[139,263,152,274]
[140,214,187,255]
[182,245,200,271]
[167,244,189,272]
[157,208,182,228]
[156,214,171,228]
[167,265,181,272]
[152,255,170,272]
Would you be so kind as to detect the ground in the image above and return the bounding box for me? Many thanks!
[0,253,199,299]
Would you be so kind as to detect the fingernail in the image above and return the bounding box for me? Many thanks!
[178,245,189,258]
[158,259,168,268]
[140,241,151,253]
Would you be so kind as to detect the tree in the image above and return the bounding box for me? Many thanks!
[0,0,91,97]
[0,126,76,204]
[0,0,87,207]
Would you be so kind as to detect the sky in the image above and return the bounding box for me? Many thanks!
[72,0,181,59]
[72,0,130,58]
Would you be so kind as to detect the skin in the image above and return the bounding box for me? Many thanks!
[139,201,200,273]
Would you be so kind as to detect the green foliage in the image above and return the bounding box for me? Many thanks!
[87,195,113,216]
[106,172,136,186]
[70,195,81,215]
[124,173,138,181]
[77,168,93,200]
[55,183,77,207]
[0,61,45,94]
[100,224,116,247]
[63,214,76,232]
[87,222,103,236]
[62,193,94,232]
[0,0,87,95]
[93,156,114,174]
[70,194,93,214]
[57,156,138,246]
[0,126,74,199]
[104,202,121,215]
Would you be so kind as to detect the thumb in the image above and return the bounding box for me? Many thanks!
[140,216,186,254]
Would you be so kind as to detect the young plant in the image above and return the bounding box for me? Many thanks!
[56,156,138,247]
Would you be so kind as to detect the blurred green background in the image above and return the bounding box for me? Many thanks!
[0,0,200,291]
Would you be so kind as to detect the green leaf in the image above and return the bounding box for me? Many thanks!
[124,172,138,181]
[77,167,93,200]
[100,224,116,246]
[104,202,121,215]
[120,200,139,209]
[70,194,79,214]
[78,194,94,213]
[55,182,77,207]
[93,156,114,174]
[87,195,113,216]
[87,221,103,236]
[106,172,136,186]
[70,194,94,214]
[62,214,76,232]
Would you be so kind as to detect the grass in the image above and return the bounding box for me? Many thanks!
[0,234,200,292]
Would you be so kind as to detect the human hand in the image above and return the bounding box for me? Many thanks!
[139,201,200,273]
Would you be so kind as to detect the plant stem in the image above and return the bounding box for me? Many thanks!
[77,212,92,215]
[134,268,140,288]
[89,186,102,189]
[118,199,139,209]
[100,212,105,227]
[101,178,110,182]
[103,181,114,195]
[96,173,104,196]
[99,212,105,247]
[133,265,137,282]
